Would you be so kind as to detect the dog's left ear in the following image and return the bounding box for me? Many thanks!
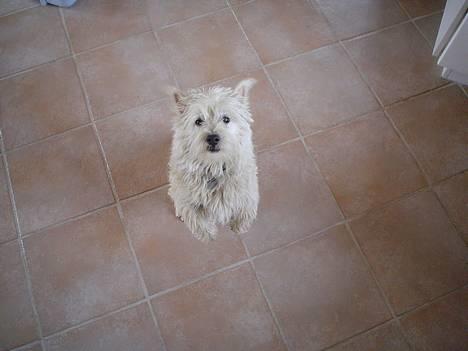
[234,78,256,98]
[166,86,187,114]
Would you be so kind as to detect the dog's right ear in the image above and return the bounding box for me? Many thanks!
[166,86,186,115]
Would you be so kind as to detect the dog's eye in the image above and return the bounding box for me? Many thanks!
[222,116,230,124]
[195,118,203,126]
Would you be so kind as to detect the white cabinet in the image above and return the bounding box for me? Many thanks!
[433,0,468,84]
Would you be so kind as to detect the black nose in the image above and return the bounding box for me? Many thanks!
[206,134,220,146]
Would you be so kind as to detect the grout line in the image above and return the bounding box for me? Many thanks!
[458,84,468,98]
[20,204,117,240]
[0,3,40,18]
[0,133,46,351]
[59,11,168,350]
[383,82,453,109]
[73,30,153,57]
[319,319,395,351]
[157,5,230,31]
[0,55,73,81]
[394,0,442,50]
[345,223,397,320]
[42,299,148,341]
[264,41,339,68]
[10,340,44,351]
[5,123,92,154]
[150,29,181,90]
[396,282,468,318]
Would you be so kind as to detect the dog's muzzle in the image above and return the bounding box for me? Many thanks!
[206,134,220,153]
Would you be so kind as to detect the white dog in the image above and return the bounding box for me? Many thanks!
[168,79,259,242]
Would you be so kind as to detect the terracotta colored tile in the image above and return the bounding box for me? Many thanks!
[147,0,227,28]
[398,0,446,17]
[62,0,150,53]
[76,32,173,119]
[306,111,426,217]
[0,240,37,349]
[415,13,443,47]
[350,191,468,314]
[122,189,247,294]
[153,264,285,351]
[9,127,114,234]
[267,45,379,134]
[0,159,16,244]
[24,208,144,335]
[254,226,390,351]
[343,23,443,105]
[0,7,69,77]
[328,322,410,351]
[0,59,89,150]
[45,303,164,351]
[97,100,172,199]
[401,288,467,351]
[0,0,36,16]
[434,172,468,243]
[209,70,298,150]
[317,0,407,39]
[159,9,259,89]
[243,141,342,255]
[387,86,467,183]
[234,0,335,64]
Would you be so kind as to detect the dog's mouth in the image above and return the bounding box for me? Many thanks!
[207,145,220,153]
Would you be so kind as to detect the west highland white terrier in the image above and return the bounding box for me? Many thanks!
[168,79,259,242]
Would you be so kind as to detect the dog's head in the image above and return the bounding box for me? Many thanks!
[169,79,256,166]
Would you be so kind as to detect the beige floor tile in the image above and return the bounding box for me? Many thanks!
[327,322,410,351]
[317,0,407,39]
[45,303,164,351]
[8,127,114,234]
[267,45,379,134]
[153,264,286,351]
[62,0,150,53]
[398,0,446,17]
[24,208,144,335]
[401,288,468,351]
[351,191,467,314]
[434,172,468,243]
[243,141,343,255]
[344,23,443,105]
[0,240,38,349]
[0,6,69,77]
[306,111,426,216]
[76,32,173,119]
[147,0,227,28]
[97,100,172,199]
[0,0,36,16]
[0,59,89,150]
[159,9,259,89]
[254,225,390,351]
[387,85,467,183]
[234,0,334,64]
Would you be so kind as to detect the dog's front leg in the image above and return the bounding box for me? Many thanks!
[230,206,257,234]
[180,206,217,242]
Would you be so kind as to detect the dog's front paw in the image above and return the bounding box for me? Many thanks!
[194,228,217,242]
[230,219,251,234]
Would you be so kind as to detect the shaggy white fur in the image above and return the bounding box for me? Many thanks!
[168,79,259,242]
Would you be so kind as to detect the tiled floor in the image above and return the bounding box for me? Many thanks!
[0,0,466,350]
